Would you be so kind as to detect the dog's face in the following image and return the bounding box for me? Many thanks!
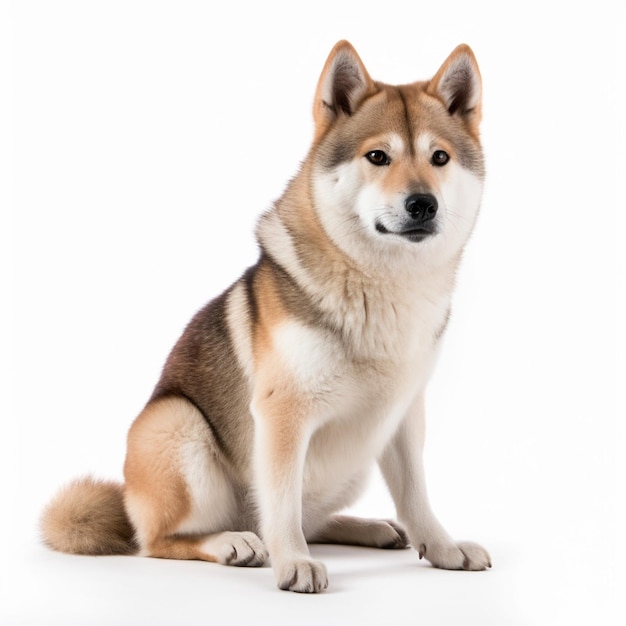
[311,43,484,269]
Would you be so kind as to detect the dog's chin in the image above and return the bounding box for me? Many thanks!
[374,221,437,243]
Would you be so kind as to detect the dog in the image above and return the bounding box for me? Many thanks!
[40,40,491,593]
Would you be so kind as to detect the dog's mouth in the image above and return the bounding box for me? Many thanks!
[375,221,437,243]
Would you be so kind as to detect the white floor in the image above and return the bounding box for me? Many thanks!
[2,524,617,626]
[0,540,539,626]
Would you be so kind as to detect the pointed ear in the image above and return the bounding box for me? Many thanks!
[427,44,482,125]
[313,40,375,138]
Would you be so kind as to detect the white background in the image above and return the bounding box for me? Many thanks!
[3,1,622,624]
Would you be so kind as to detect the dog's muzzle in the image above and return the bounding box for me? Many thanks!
[375,193,439,243]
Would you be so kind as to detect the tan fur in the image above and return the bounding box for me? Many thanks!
[123,397,194,551]
[251,263,289,357]
[271,164,356,290]
[253,364,309,475]
[248,265,313,473]
[41,40,490,592]
[40,477,135,555]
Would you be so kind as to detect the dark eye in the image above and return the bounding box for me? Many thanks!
[365,150,390,166]
[432,150,450,166]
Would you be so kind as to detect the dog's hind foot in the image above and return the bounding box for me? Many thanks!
[200,531,269,567]
[311,515,410,549]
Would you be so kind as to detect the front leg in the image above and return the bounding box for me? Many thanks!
[379,394,491,571]
[251,385,328,593]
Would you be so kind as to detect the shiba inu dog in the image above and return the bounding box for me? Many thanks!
[40,40,491,593]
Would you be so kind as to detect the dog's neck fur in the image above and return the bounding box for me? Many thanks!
[256,160,458,360]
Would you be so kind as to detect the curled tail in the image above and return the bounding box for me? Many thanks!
[40,476,137,555]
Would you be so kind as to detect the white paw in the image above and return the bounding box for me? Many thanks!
[212,532,269,567]
[276,558,328,593]
[419,540,491,571]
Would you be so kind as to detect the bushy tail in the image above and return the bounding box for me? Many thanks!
[40,476,137,555]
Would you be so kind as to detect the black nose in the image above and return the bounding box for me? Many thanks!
[405,193,438,223]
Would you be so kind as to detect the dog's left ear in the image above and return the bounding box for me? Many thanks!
[427,44,482,127]
[313,40,375,139]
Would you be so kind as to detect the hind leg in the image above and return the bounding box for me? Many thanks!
[123,396,268,567]
[310,515,409,549]
[145,531,267,567]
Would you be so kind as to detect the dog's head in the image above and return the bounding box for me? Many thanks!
[310,41,485,269]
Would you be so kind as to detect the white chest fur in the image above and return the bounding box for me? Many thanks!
[269,274,450,519]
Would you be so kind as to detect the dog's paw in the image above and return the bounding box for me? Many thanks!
[276,558,328,593]
[373,519,410,549]
[211,531,269,567]
[419,540,491,571]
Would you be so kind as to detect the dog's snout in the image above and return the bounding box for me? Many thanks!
[405,193,438,223]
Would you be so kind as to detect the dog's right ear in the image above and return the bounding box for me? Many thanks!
[313,41,375,139]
